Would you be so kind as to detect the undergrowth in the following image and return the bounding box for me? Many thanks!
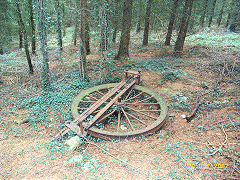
[186,29,240,49]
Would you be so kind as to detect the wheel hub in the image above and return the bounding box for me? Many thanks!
[115,100,127,111]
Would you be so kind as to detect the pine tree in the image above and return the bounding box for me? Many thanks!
[29,0,36,54]
[143,0,153,46]
[80,0,90,55]
[174,0,194,53]
[217,0,226,26]
[115,0,133,59]
[208,0,217,27]
[136,0,143,33]
[200,0,208,27]
[37,0,52,91]
[225,0,234,27]
[165,0,179,46]
[100,1,110,51]
[54,0,63,52]
[16,1,34,74]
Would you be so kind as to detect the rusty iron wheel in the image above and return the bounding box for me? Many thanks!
[71,83,168,139]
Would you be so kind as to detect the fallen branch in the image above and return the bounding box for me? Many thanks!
[186,95,201,123]
[186,91,209,123]
[186,103,202,123]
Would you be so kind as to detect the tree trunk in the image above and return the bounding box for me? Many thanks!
[115,0,133,60]
[136,0,143,33]
[80,0,90,55]
[73,16,79,46]
[189,4,196,32]
[79,36,87,79]
[165,0,179,46]
[217,0,226,27]
[208,0,217,27]
[54,0,63,52]
[174,0,194,53]
[100,7,110,51]
[73,0,80,46]
[136,22,141,33]
[229,0,240,32]
[19,28,23,49]
[17,20,23,49]
[37,0,51,91]
[112,0,120,43]
[16,1,34,74]
[200,0,208,27]
[62,3,66,37]
[112,27,117,43]
[0,44,3,55]
[29,0,36,54]
[225,0,234,27]
[85,21,90,54]
[142,0,153,46]
[0,23,3,54]
[0,2,6,55]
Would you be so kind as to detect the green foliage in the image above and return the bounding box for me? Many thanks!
[169,94,191,112]
[137,58,188,83]
[186,30,240,49]
[138,58,172,72]
[201,100,230,111]
[91,58,138,84]
[208,86,226,99]
[20,92,72,126]
[162,70,182,82]
[5,70,85,132]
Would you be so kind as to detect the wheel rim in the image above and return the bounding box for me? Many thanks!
[71,83,168,139]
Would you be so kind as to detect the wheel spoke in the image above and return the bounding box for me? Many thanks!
[94,109,102,114]
[128,102,160,105]
[134,109,161,112]
[117,111,121,131]
[96,110,116,123]
[136,96,153,103]
[96,90,104,96]
[87,94,99,101]
[125,92,144,102]
[121,107,135,131]
[80,100,97,103]
[124,88,133,100]
[126,106,158,120]
[80,100,108,104]
[125,111,147,126]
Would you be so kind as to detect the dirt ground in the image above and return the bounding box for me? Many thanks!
[0,34,240,180]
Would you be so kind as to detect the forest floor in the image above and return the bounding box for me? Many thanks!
[0,28,240,180]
